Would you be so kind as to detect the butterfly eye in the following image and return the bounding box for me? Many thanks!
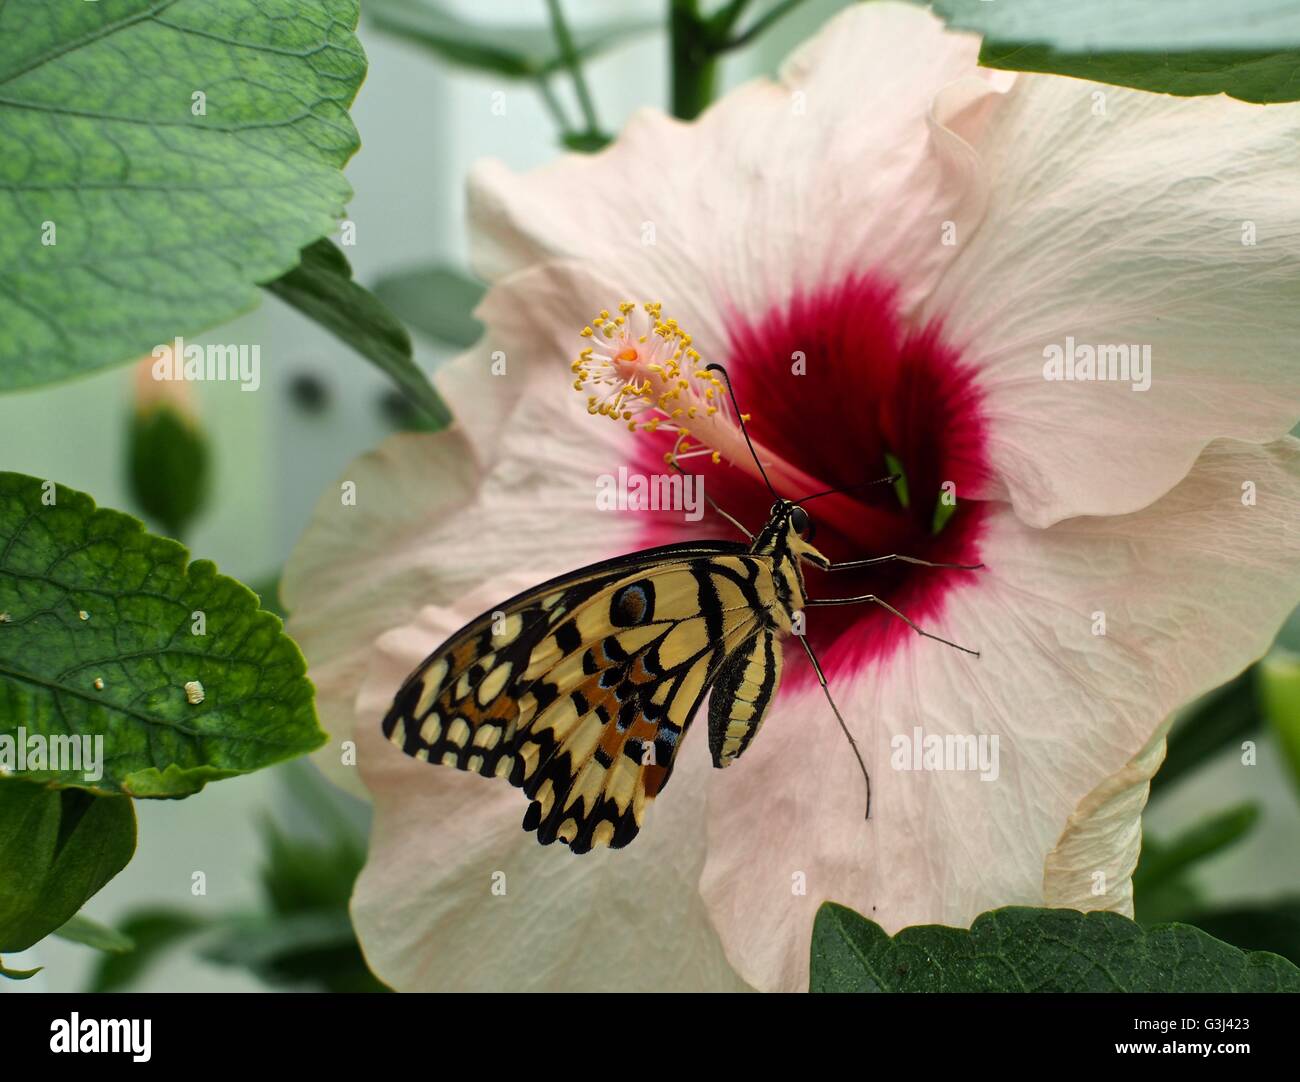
[789,505,811,535]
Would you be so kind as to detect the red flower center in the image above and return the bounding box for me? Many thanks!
[631,274,990,686]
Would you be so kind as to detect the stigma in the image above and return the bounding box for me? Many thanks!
[571,302,750,466]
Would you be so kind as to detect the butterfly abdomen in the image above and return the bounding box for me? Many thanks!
[707,628,783,767]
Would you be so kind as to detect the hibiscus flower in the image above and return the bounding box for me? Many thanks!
[283,3,1300,991]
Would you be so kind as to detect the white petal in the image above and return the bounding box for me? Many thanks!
[700,438,1300,990]
[930,76,1300,525]
[468,3,1001,343]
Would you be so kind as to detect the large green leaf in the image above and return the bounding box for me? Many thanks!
[0,782,136,954]
[366,0,657,79]
[931,0,1300,51]
[932,1,1300,104]
[0,0,365,391]
[265,240,451,428]
[976,44,1300,105]
[809,903,1300,992]
[0,472,323,797]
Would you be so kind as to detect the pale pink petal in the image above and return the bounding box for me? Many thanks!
[929,75,1300,524]
[700,438,1300,990]
[1042,717,1173,914]
[468,2,1000,345]
[282,430,480,795]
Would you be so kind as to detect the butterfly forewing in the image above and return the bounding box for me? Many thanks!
[382,541,786,853]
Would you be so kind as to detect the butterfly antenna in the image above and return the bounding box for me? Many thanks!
[704,363,778,500]
[795,633,872,819]
[797,474,902,504]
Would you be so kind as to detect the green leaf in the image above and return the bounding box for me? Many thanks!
[931,0,1300,52]
[53,913,135,954]
[1132,866,1205,928]
[1275,605,1300,653]
[0,782,136,953]
[0,960,42,980]
[931,1,1300,104]
[1133,803,1260,896]
[809,903,1300,992]
[1150,669,1259,798]
[1259,649,1300,794]
[127,403,210,541]
[366,0,657,79]
[0,0,366,391]
[246,575,287,622]
[0,472,324,797]
[371,265,485,350]
[976,44,1300,106]
[264,240,451,428]
[560,130,614,154]
[1183,900,1300,968]
[87,908,207,992]
[200,909,389,992]
[257,818,364,916]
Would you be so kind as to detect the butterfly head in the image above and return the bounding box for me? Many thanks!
[761,499,830,570]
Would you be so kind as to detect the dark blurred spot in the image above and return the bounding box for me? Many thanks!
[289,372,330,413]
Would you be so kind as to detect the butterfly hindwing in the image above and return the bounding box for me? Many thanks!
[382,542,778,853]
[707,626,783,768]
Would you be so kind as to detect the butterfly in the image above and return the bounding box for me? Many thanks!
[380,365,979,854]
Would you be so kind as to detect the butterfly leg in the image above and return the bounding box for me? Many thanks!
[794,632,872,820]
[806,594,980,657]
[825,554,983,571]
[665,441,753,540]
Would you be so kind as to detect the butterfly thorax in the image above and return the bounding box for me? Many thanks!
[749,501,830,629]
